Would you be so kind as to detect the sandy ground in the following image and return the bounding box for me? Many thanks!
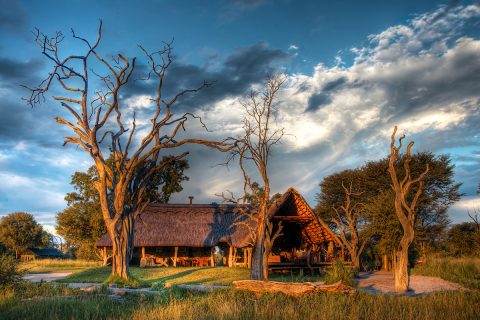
[24,271,466,296]
[357,271,466,295]
[23,272,72,282]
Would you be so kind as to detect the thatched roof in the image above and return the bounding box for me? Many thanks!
[96,188,337,248]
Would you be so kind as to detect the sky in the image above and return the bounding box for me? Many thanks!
[0,0,479,234]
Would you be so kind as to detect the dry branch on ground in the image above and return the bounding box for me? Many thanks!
[232,280,355,297]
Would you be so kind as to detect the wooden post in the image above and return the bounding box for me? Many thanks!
[247,248,252,269]
[173,246,178,267]
[233,247,237,268]
[210,247,215,267]
[228,246,233,267]
[243,249,248,268]
[141,247,145,258]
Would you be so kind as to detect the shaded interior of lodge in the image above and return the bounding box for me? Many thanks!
[96,188,343,271]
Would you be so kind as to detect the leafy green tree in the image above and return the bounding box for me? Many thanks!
[315,152,461,269]
[0,212,44,259]
[445,222,480,256]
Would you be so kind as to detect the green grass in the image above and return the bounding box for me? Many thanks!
[1,282,479,320]
[59,266,323,287]
[412,256,480,290]
[20,259,101,273]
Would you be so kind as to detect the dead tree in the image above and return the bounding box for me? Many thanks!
[226,75,286,280]
[331,182,369,273]
[389,126,429,292]
[468,210,480,250]
[218,188,283,275]
[25,21,232,280]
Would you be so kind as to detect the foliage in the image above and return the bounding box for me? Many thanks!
[324,260,355,286]
[315,152,462,262]
[412,255,480,290]
[141,156,190,204]
[443,222,480,256]
[0,254,22,288]
[0,212,44,258]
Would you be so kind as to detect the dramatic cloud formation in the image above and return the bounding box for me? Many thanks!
[175,4,480,223]
[0,2,479,230]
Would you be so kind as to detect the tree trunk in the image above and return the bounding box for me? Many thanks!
[110,215,134,280]
[394,229,414,292]
[394,245,409,292]
[381,254,390,271]
[351,253,360,274]
[251,227,266,280]
[262,242,271,280]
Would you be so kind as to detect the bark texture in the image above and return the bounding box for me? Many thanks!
[388,126,429,292]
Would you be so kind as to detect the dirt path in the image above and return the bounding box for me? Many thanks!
[357,271,465,295]
[23,272,72,282]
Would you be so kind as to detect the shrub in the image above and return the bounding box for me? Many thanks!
[324,259,355,286]
[0,254,22,288]
[76,242,101,261]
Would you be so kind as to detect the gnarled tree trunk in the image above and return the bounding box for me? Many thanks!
[389,126,428,292]
[251,205,267,280]
[109,214,134,279]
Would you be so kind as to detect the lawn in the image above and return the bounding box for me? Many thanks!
[59,266,323,286]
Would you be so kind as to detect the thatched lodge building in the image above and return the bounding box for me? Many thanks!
[96,188,340,270]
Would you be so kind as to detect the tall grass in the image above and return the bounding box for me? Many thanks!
[412,256,480,290]
[324,260,355,286]
[1,284,479,320]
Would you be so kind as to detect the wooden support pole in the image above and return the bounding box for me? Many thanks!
[233,247,237,268]
[247,248,252,269]
[210,247,215,267]
[141,247,145,258]
[243,248,248,268]
[228,246,233,267]
[173,246,178,267]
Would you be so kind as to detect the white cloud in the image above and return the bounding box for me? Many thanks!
[125,94,154,109]
[188,3,480,213]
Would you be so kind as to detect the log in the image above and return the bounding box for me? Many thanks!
[232,280,355,297]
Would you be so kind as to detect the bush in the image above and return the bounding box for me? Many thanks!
[76,242,101,261]
[0,254,22,288]
[324,259,355,286]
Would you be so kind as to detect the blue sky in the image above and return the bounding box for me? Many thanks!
[0,0,479,232]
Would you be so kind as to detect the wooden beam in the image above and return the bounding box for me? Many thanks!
[173,246,178,267]
[141,247,145,259]
[210,247,215,267]
[228,246,233,267]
